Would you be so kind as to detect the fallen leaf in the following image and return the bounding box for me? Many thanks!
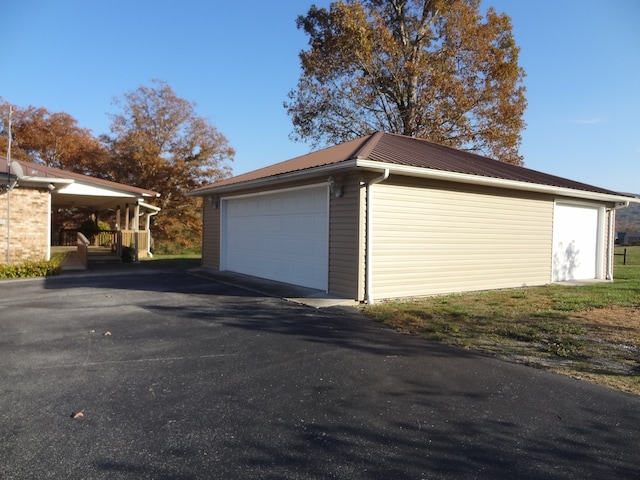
[71,410,85,419]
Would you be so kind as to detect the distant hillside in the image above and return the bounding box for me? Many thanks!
[616,199,640,232]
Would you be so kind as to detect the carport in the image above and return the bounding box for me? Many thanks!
[1,158,160,265]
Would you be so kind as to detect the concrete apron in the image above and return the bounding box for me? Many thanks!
[190,269,358,309]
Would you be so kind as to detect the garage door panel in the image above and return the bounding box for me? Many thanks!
[222,187,328,290]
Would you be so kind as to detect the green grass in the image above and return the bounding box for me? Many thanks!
[144,253,202,261]
[364,246,640,395]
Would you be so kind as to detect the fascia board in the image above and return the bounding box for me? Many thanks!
[187,160,359,196]
[355,159,638,205]
[187,156,638,206]
[18,177,74,187]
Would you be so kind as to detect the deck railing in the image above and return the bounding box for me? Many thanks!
[121,230,150,259]
[57,229,150,258]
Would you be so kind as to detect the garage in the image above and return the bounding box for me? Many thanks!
[191,133,636,301]
[552,203,602,281]
[220,185,329,290]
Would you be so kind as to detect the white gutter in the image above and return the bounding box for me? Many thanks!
[134,201,160,258]
[356,160,639,205]
[189,158,637,206]
[137,200,161,212]
[17,177,74,188]
[365,169,389,305]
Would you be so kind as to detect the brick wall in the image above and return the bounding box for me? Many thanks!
[0,187,50,264]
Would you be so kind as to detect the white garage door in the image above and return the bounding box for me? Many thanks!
[221,186,329,290]
[552,203,600,281]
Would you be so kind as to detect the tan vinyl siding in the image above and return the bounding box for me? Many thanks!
[201,199,220,270]
[371,178,554,299]
[328,172,364,299]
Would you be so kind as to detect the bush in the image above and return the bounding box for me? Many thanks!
[0,256,65,279]
[121,246,135,263]
[96,219,112,247]
[79,219,100,244]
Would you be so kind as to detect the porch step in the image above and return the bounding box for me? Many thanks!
[88,252,123,265]
[88,247,122,265]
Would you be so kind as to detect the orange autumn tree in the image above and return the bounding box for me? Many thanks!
[0,100,108,172]
[100,80,234,252]
[286,0,527,165]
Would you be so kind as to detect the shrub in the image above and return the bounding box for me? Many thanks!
[96,219,112,247]
[0,255,65,279]
[79,218,100,244]
[121,246,135,263]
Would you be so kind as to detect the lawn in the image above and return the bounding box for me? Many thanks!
[363,246,640,395]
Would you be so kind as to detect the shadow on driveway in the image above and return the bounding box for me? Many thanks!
[1,266,639,479]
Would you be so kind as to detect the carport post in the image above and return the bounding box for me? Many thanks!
[134,202,140,262]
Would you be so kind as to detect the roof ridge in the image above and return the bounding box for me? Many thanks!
[353,131,385,159]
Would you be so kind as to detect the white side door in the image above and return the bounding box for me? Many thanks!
[552,203,601,281]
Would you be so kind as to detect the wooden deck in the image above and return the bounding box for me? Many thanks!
[53,246,123,271]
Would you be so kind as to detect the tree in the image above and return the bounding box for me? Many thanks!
[99,80,234,250]
[285,0,527,165]
[0,99,107,171]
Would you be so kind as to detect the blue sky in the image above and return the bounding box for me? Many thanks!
[2,0,639,194]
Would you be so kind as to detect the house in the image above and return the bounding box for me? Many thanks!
[188,132,638,303]
[616,231,640,245]
[1,158,160,265]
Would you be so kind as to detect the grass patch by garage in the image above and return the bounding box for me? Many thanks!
[363,246,640,396]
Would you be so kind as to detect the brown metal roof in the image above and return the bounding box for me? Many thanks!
[365,133,624,196]
[191,132,631,198]
[0,157,159,197]
[191,135,372,192]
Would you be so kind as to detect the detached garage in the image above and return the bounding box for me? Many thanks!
[190,132,637,303]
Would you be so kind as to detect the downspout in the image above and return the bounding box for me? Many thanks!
[607,201,630,280]
[144,210,159,257]
[365,168,389,305]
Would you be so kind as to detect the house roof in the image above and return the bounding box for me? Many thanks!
[190,132,637,203]
[0,157,159,198]
[1,157,161,212]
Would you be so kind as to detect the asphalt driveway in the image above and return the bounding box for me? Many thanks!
[1,267,639,479]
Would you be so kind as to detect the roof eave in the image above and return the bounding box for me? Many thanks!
[187,156,637,206]
[355,160,638,205]
[187,160,359,196]
[17,177,75,188]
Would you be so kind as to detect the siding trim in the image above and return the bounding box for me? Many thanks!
[552,199,607,281]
